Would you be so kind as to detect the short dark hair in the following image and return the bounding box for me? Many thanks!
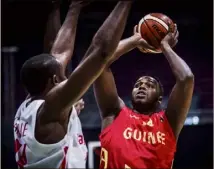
[137,75,164,97]
[20,53,61,96]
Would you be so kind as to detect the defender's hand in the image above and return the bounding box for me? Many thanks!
[74,99,85,115]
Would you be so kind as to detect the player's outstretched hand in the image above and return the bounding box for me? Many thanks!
[74,99,85,115]
[161,24,179,48]
[133,25,156,53]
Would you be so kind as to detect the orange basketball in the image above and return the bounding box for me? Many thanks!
[137,13,175,53]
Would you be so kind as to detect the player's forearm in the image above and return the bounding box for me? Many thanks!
[160,43,194,82]
[107,34,141,67]
[43,2,61,53]
[50,5,81,70]
[92,1,133,62]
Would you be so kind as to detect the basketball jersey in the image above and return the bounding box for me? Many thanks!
[99,106,176,169]
[13,99,88,168]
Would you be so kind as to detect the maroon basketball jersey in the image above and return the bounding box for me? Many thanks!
[99,106,176,169]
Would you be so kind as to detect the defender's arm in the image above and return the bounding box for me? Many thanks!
[49,1,83,73]
[43,1,61,53]
[41,2,133,122]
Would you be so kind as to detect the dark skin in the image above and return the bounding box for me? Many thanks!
[35,0,85,143]
[131,76,162,115]
[43,0,85,113]
[94,24,194,140]
[31,1,133,144]
[43,0,62,53]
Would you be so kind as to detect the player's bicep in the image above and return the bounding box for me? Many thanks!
[94,68,124,118]
[165,78,194,139]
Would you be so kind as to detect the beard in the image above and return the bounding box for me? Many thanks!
[131,97,160,115]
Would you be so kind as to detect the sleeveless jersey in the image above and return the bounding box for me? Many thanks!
[99,106,176,169]
[13,99,88,168]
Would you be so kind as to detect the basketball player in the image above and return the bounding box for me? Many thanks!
[94,24,194,168]
[13,1,133,168]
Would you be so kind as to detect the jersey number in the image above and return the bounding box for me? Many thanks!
[100,148,131,169]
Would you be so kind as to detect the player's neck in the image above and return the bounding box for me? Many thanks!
[132,103,158,116]
[133,107,155,116]
[28,91,49,101]
[27,96,44,103]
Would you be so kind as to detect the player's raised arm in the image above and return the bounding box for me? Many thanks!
[94,28,155,121]
[43,0,61,53]
[42,1,133,120]
[48,1,87,73]
[43,0,86,114]
[24,1,62,100]
[161,24,194,139]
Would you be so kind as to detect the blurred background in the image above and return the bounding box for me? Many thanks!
[2,0,213,168]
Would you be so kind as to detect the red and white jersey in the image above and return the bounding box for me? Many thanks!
[14,99,87,168]
[99,106,176,169]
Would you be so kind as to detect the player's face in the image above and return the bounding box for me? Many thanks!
[132,76,160,105]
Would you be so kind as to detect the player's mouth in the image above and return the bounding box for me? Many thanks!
[136,90,147,98]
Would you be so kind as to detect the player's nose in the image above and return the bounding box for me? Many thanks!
[139,84,147,91]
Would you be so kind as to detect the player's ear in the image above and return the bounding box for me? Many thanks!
[52,74,59,85]
[158,96,163,104]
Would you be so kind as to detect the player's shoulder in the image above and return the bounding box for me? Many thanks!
[118,105,133,116]
[16,99,44,115]
[152,109,166,121]
[154,109,165,116]
[25,99,44,109]
[16,99,30,112]
[153,110,176,140]
[120,105,132,112]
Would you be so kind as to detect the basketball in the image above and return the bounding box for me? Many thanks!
[137,13,175,53]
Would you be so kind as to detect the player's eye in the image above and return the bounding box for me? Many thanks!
[144,82,151,88]
[134,84,139,88]
[150,84,155,88]
[135,83,141,88]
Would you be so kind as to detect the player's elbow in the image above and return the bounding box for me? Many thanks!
[92,34,116,61]
[184,72,194,81]
[179,72,194,84]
